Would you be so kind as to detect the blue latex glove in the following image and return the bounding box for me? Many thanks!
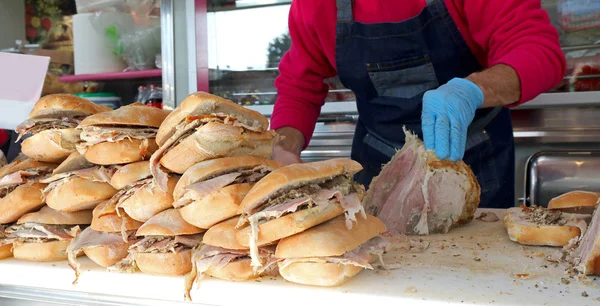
[421,78,484,161]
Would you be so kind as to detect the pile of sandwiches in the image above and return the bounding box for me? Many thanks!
[0,92,393,300]
[504,190,600,275]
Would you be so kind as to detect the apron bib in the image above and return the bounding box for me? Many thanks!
[335,0,515,208]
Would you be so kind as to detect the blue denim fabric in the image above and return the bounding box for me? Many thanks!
[335,0,515,208]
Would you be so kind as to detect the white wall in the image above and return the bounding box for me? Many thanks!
[0,0,25,49]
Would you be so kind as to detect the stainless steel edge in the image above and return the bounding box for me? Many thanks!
[160,0,176,110]
[0,285,210,306]
[246,101,358,117]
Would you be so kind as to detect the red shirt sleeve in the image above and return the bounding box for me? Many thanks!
[456,0,566,106]
[271,0,336,149]
[0,130,8,148]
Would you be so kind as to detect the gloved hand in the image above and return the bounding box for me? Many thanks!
[421,78,484,161]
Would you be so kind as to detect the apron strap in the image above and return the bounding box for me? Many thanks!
[336,0,354,24]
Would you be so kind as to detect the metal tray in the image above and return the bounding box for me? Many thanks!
[523,150,600,207]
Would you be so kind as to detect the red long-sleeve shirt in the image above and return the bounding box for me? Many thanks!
[271,0,566,147]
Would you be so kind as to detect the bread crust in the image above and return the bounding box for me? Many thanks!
[160,123,275,174]
[136,208,203,236]
[109,161,152,190]
[21,129,80,163]
[0,182,47,224]
[84,138,159,165]
[276,214,385,258]
[156,92,269,146]
[91,200,143,233]
[278,261,363,287]
[45,177,117,212]
[548,191,600,210]
[83,242,133,267]
[202,217,247,250]
[0,244,12,260]
[13,239,72,262]
[503,207,582,246]
[238,159,363,214]
[236,202,345,247]
[17,206,93,225]
[119,176,178,222]
[205,259,258,281]
[29,94,111,119]
[180,183,252,229]
[135,250,192,276]
[173,156,281,199]
[0,158,57,178]
[52,152,94,175]
[78,102,170,128]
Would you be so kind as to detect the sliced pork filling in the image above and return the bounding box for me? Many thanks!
[16,117,83,141]
[150,114,264,192]
[0,168,55,199]
[173,165,275,209]
[76,125,158,154]
[130,234,203,254]
[41,166,117,199]
[6,223,80,243]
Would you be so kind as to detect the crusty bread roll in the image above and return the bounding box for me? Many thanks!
[136,208,203,236]
[548,191,600,212]
[156,92,269,146]
[135,250,193,276]
[503,206,587,247]
[84,138,159,165]
[174,156,281,229]
[78,102,170,128]
[202,217,247,250]
[0,158,57,179]
[52,151,94,174]
[21,128,81,163]
[91,200,143,233]
[0,243,12,260]
[205,259,257,281]
[83,242,134,267]
[238,158,363,214]
[28,94,111,118]
[110,161,153,190]
[0,182,47,224]
[118,176,178,222]
[159,123,275,174]
[45,177,117,212]
[17,205,92,225]
[13,239,72,262]
[275,214,386,287]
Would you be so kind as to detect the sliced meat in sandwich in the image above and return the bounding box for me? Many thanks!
[112,209,204,276]
[76,103,170,165]
[0,225,14,260]
[109,161,179,222]
[0,158,57,224]
[573,204,600,275]
[235,158,367,270]
[273,214,387,287]
[185,217,277,300]
[16,94,111,163]
[91,199,144,242]
[548,190,600,214]
[504,205,588,247]
[364,127,480,235]
[41,152,117,212]
[173,156,281,229]
[66,205,141,284]
[150,92,276,191]
[7,205,92,262]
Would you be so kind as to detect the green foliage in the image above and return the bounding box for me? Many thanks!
[266,31,291,68]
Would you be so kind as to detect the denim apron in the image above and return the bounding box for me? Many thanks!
[336,0,515,208]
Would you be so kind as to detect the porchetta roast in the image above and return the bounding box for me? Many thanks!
[364,128,480,235]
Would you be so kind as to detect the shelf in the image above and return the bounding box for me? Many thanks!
[59,69,162,83]
[208,0,291,12]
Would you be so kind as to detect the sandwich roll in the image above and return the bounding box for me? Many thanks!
[548,190,600,213]
[235,158,367,269]
[76,103,170,165]
[110,209,204,276]
[16,94,111,163]
[108,161,179,223]
[185,217,277,301]
[7,206,92,262]
[173,156,282,229]
[150,92,277,192]
[0,159,57,224]
[91,200,144,240]
[274,214,387,287]
[0,225,14,260]
[41,152,117,212]
[504,206,588,247]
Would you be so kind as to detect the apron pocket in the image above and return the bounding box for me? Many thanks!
[366,55,439,99]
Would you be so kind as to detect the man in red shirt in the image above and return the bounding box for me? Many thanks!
[270,0,566,208]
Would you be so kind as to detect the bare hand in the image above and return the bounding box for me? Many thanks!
[272,126,305,165]
[272,145,303,165]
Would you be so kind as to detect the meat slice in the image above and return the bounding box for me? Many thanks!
[574,207,600,275]
[364,128,480,235]
[173,172,241,208]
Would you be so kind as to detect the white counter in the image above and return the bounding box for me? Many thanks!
[0,209,598,306]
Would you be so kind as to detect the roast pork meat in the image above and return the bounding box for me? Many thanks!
[364,128,480,235]
[573,206,600,275]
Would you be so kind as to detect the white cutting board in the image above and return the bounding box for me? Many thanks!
[0,209,598,305]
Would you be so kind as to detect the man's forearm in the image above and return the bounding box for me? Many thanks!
[466,64,521,108]
[275,126,305,154]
